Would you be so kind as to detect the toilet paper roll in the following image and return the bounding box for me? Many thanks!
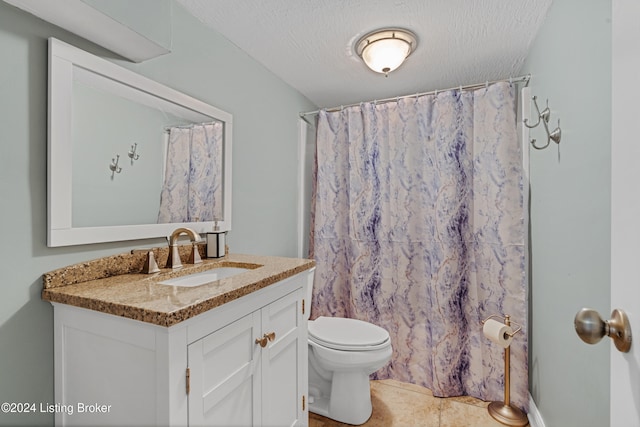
[483,319,514,348]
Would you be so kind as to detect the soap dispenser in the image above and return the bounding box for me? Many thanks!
[207,221,226,258]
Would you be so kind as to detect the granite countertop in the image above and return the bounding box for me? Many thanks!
[42,250,315,327]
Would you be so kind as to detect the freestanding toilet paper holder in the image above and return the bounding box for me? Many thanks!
[481,314,528,427]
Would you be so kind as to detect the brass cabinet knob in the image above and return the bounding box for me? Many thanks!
[255,332,276,348]
[574,308,632,353]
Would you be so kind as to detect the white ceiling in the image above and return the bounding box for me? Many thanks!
[177,0,553,109]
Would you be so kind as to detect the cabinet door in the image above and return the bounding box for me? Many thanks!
[188,311,262,427]
[261,289,306,427]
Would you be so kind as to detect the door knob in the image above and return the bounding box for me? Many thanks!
[574,308,632,353]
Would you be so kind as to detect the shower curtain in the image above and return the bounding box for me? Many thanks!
[310,82,528,410]
[158,122,223,223]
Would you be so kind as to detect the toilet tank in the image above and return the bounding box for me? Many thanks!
[304,267,316,321]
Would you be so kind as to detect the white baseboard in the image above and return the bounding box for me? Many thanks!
[528,393,546,427]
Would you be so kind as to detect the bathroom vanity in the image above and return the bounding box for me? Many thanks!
[42,251,315,427]
[41,38,318,426]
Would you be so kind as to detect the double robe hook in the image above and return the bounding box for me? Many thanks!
[109,154,122,178]
[524,96,561,150]
[109,143,142,178]
[128,143,140,162]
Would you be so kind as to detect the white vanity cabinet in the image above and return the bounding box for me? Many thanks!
[188,288,305,426]
[51,269,312,427]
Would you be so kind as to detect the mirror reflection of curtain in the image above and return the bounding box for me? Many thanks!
[157,123,223,223]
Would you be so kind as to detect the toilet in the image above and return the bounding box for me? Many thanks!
[305,276,393,425]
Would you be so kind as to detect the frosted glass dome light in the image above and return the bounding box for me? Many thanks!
[355,28,417,76]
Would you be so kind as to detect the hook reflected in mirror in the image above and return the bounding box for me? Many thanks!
[109,154,123,178]
[128,143,140,163]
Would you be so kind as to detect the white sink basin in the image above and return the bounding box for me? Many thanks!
[159,267,249,287]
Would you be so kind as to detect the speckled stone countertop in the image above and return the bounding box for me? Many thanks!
[42,249,315,327]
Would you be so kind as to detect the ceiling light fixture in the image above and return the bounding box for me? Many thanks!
[355,28,417,77]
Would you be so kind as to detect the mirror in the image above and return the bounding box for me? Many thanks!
[48,38,232,247]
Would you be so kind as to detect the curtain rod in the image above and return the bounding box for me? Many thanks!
[163,120,219,132]
[299,74,530,121]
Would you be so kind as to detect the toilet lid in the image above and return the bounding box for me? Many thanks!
[308,317,390,351]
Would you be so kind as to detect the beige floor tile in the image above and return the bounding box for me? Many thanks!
[375,378,435,397]
[309,380,529,427]
[309,414,328,427]
[310,380,440,427]
[309,412,348,427]
[368,381,441,426]
[447,394,491,408]
[440,399,519,427]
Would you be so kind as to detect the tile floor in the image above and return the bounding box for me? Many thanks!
[309,379,528,427]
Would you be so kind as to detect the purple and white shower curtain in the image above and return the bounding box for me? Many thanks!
[158,122,223,223]
[310,82,528,410]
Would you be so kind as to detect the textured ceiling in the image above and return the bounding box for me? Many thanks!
[177,0,552,109]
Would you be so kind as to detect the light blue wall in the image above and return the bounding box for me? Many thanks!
[521,1,611,426]
[72,82,170,227]
[0,1,315,425]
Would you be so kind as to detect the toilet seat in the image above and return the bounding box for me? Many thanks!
[308,316,390,351]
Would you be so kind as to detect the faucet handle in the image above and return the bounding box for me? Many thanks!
[131,249,161,274]
[188,243,203,265]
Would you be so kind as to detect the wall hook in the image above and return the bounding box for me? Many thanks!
[549,119,561,144]
[525,96,562,151]
[109,154,122,177]
[128,143,140,162]
[524,96,550,129]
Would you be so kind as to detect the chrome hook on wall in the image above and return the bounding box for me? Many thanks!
[524,96,562,150]
[128,143,140,162]
[109,154,123,178]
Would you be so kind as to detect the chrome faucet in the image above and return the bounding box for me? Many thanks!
[166,227,202,269]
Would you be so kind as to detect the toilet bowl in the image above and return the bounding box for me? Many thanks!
[307,316,392,425]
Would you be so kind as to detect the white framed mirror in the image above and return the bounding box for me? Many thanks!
[47,38,232,247]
